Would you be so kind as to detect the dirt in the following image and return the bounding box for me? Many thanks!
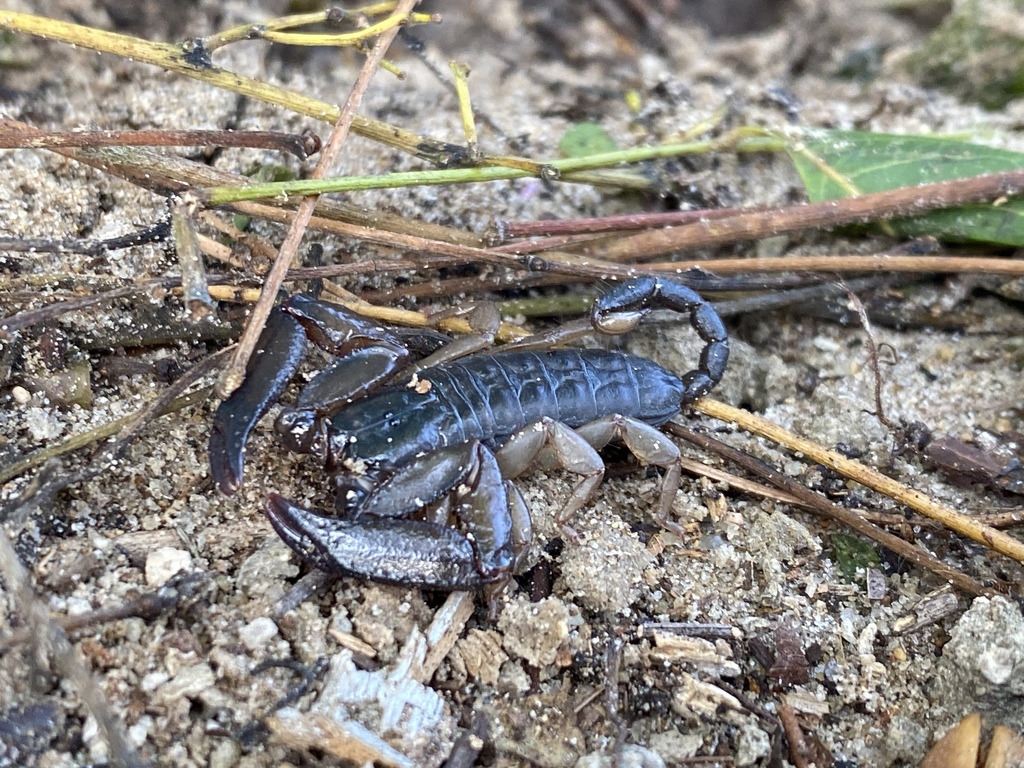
[1,0,1024,766]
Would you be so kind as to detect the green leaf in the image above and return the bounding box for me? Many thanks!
[830,533,881,582]
[250,163,298,183]
[788,129,1024,246]
[559,122,618,158]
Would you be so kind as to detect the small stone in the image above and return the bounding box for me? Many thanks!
[735,723,772,767]
[498,595,570,668]
[933,595,1024,729]
[145,547,192,587]
[11,385,30,405]
[157,663,215,703]
[866,568,887,600]
[140,671,170,692]
[66,597,93,617]
[648,730,702,762]
[240,617,279,652]
[236,539,300,595]
[559,524,653,615]
[208,739,241,768]
[25,406,63,441]
[575,744,666,767]
[83,715,108,763]
[127,716,152,748]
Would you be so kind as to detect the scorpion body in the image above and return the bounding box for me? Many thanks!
[210,276,729,600]
[319,349,687,471]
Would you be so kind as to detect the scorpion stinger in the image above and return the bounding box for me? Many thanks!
[593,275,729,403]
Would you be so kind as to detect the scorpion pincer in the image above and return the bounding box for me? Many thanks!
[208,276,728,599]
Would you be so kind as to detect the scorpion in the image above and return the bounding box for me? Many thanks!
[208,276,728,601]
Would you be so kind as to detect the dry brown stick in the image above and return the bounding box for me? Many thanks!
[643,254,1024,276]
[0,573,206,654]
[0,530,146,768]
[677,455,808,509]
[0,122,319,158]
[0,117,483,249]
[839,281,896,432]
[217,0,419,398]
[492,206,752,240]
[197,210,279,262]
[976,510,1024,528]
[359,270,569,304]
[488,232,609,254]
[666,420,993,598]
[589,170,1024,261]
[693,398,1024,566]
[777,699,811,768]
[227,197,638,279]
[170,195,215,317]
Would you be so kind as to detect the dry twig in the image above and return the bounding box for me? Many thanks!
[667,419,993,598]
[692,399,1024,566]
[218,0,421,397]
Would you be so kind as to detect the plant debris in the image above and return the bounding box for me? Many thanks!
[1,1,1024,767]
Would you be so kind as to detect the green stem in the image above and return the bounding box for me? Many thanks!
[203,134,786,205]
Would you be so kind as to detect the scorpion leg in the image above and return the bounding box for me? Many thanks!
[593,276,729,403]
[265,494,493,590]
[504,479,533,574]
[408,302,502,372]
[495,418,606,542]
[573,415,685,538]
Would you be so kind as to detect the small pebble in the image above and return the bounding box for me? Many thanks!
[140,671,170,692]
[576,744,666,768]
[158,663,215,703]
[240,617,279,652]
[66,597,93,617]
[26,406,63,441]
[11,385,30,404]
[208,739,241,768]
[82,715,109,764]
[866,568,887,600]
[145,547,192,587]
[127,716,153,748]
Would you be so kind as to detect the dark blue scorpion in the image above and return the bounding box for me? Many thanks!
[208,276,728,600]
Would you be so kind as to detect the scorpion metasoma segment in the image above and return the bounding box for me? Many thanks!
[209,276,729,600]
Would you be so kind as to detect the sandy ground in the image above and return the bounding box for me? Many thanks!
[1,0,1024,766]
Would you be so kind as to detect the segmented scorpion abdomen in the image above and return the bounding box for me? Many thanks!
[326,349,686,469]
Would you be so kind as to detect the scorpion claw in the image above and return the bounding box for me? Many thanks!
[266,494,493,591]
[210,309,308,495]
